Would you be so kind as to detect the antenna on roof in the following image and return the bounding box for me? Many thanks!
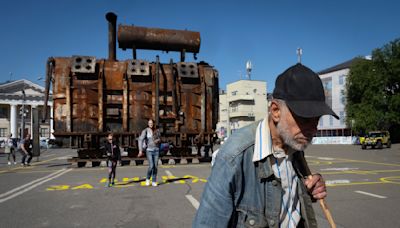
[246,60,252,80]
[296,48,303,63]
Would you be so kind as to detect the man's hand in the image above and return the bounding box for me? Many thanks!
[304,173,327,200]
[138,151,143,158]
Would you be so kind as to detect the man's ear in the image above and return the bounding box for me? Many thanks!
[270,101,281,122]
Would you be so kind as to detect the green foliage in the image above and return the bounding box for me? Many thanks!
[346,39,400,133]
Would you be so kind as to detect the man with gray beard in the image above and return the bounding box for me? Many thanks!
[193,63,339,228]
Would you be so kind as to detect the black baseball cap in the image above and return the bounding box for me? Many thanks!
[272,63,339,119]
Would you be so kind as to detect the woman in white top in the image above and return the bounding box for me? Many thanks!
[138,119,161,187]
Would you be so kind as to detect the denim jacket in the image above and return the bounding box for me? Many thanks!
[193,121,318,228]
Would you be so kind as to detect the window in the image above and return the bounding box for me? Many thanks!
[329,116,333,126]
[40,128,49,138]
[321,78,332,108]
[340,90,346,105]
[340,111,345,125]
[0,106,8,118]
[339,75,345,85]
[231,91,237,96]
[0,128,6,137]
[319,117,324,127]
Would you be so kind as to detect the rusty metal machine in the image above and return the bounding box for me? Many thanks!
[43,12,219,163]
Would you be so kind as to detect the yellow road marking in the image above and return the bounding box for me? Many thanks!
[114,184,135,188]
[327,181,386,187]
[307,160,333,165]
[380,176,400,185]
[71,184,93,190]
[47,185,70,191]
[321,169,400,175]
[325,158,400,167]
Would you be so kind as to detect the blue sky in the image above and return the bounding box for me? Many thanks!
[1,0,399,92]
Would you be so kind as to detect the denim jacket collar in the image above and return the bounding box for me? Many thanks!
[257,156,275,180]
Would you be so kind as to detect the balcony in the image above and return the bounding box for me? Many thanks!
[229,106,254,118]
[228,94,254,103]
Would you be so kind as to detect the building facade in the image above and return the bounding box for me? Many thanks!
[217,80,267,139]
[216,91,228,139]
[316,58,358,139]
[0,80,53,141]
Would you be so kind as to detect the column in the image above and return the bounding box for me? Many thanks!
[31,105,37,137]
[10,104,18,138]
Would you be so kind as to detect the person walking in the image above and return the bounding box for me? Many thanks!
[5,134,17,165]
[105,133,121,187]
[193,63,338,228]
[20,134,32,166]
[138,119,161,187]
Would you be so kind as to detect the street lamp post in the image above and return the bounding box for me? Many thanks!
[20,90,26,140]
[350,119,355,144]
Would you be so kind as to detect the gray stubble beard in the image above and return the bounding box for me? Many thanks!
[276,120,310,151]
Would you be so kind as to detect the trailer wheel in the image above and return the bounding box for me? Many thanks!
[77,162,87,168]
[92,161,101,167]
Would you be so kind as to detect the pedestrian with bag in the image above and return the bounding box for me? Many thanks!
[20,134,32,166]
[5,133,17,165]
[105,133,121,187]
[138,119,161,187]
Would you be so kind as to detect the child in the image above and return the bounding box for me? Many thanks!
[105,133,121,187]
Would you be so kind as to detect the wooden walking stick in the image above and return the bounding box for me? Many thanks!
[297,153,336,228]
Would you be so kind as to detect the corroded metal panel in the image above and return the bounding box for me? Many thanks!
[128,65,153,132]
[71,74,98,132]
[51,58,72,133]
[49,58,218,149]
[104,61,125,90]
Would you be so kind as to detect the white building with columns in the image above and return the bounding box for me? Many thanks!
[0,79,53,141]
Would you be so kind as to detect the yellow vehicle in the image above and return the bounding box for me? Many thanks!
[361,131,391,149]
[359,135,366,145]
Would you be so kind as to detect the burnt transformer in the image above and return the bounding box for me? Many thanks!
[43,12,219,160]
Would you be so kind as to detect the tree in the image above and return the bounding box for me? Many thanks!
[346,39,400,140]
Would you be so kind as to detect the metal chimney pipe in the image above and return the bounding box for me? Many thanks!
[106,12,117,61]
